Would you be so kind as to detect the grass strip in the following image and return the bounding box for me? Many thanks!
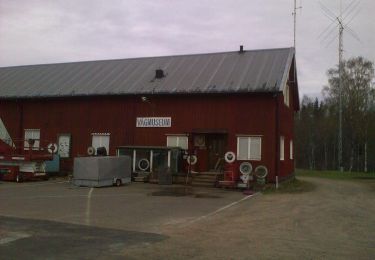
[296,169,375,180]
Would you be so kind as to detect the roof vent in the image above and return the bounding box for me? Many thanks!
[239,45,245,54]
[155,69,165,79]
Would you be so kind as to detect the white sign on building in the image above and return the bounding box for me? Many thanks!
[136,117,171,128]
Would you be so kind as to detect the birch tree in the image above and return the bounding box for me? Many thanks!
[323,56,374,171]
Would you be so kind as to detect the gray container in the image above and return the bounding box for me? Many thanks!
[73,156,131,187]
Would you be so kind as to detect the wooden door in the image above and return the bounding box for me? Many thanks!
[207,134,227,171]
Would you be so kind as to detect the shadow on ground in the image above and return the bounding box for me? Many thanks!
[0,216,167,259]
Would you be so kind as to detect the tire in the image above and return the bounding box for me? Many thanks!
[87,146,95,156]
[186,155,197,165]
[115,179,122,187]
[224,151,236,163]
[138,158,150,171]
[47,143,58,154]
[16,174,22,183]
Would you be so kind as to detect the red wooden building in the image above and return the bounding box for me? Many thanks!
[0,47,299,183]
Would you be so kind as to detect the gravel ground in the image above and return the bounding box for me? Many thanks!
[1,177,374,259]
[122,177,375,260]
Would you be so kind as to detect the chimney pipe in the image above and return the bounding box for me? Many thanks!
[239,45,244,53]
[155,69,165,79]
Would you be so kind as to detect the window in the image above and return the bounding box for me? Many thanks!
[24,129,40,150]
[290,140,293,159]
[237,136,261,160]
[91,133,110,155]
[167,135,188,150]
[283,84,290,107]
[280,136,285,161]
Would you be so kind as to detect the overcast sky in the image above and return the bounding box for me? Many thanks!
[0,0,374,97]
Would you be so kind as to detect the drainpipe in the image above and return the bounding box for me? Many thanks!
[275,93,280,189]
[18,100,24,140]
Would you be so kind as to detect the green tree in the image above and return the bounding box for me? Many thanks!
[323,57,374,171]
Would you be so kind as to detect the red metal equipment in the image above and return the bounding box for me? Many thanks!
[0,138,53,182]
[217,163,238,188]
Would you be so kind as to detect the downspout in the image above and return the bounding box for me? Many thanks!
[18,100,24,140]
[275,93,280,189]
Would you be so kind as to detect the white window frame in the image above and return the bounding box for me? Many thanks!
[236,136,262,161]
[24,129,40,150]
[290,139,293,160]
[166,135,188,150]
[91,133,110,155]
[280,136,285,161]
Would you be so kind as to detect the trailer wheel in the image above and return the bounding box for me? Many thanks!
[115,179,122,187]
[16,174,22,183]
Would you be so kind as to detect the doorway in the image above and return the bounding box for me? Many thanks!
[193,133,227,172]
[207,134,227,171]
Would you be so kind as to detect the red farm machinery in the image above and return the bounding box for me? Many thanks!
[0,119,55,182]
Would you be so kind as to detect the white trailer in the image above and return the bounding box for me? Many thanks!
[73,156,132,187]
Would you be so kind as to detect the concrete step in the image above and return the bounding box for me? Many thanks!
[192,172,219,187]
[217,180,236,188]
[134,176,147,182]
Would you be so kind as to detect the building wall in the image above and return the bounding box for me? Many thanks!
[0,92,296,181]
[278,67,298,180]
[279,88,296,179]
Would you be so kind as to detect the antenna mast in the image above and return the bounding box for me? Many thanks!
[293,0,302,50]
[318,0,361,172]
[292,0,302,87]
[338,1,344,172]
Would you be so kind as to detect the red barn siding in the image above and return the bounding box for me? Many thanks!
[278,82,297,179]
[0,92,296,181]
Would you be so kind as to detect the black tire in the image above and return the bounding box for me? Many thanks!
[115,179,122,187]
[16,174,22,183]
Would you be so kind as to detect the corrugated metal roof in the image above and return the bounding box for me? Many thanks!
[0,47,295,99]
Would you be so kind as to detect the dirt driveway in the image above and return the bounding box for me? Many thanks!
[122,177,375,259]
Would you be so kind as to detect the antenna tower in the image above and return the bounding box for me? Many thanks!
[319,0,361,172]
[293,0,302,50]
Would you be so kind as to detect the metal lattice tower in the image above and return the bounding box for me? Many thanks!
[293,0,302,50]
[338,11,344,172]
[319,0,361,172]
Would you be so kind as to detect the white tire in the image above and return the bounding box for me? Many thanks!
[47,143,58,154]
[239,162,252,175]
[224,151,236,163]
[186,155,197,165]
[138,158,150,171]
[87,146,95,156]
[254,165,268,178]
